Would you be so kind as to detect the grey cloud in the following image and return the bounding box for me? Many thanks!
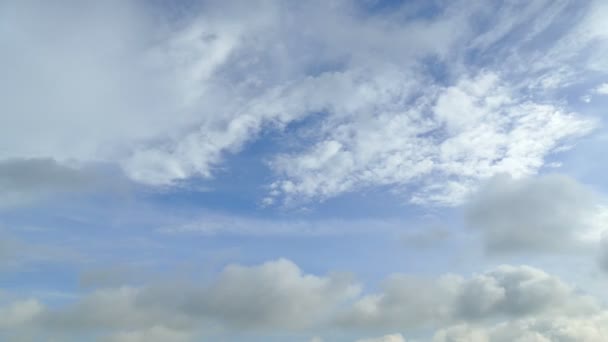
[338,264,597,330]
[465,174,606,253]
[0,298,43,329]
[0,259,606,341]
[453,265,596,319]
[181,258,360,330]
[0,158,117,208]
[599,235,608,273]
[19,259,358,340]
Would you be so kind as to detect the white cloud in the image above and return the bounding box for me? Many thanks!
[594,83,608,95]
[1,1,603,206]
[465,174,608,253]
[269,72,594,205]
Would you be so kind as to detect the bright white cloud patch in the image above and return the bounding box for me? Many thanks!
[267,71,595,205]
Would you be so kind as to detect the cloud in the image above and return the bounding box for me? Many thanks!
[1,259,607,341]
[183,258,360,330]
[356,334,407,342]
[338,264,597,330]
[267,71,595,206]
[10,259,358,340]
[581,82,608,103]
[0,299,44,329]
[599,235,608,273]
[465,174,607,253]
[0,158,116,208]
[433,314,608,342]
[1,1,604,206]
[0,1,183,162]
[594,83,608,95]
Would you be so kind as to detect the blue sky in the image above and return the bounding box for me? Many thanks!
[1,0,608,341]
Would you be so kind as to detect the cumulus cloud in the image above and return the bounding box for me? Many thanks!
[8,259,358,340]
[338,264,597,330]
[1,0,604,206]
[465,174,608,253]
[1,259,607,341]
[184,258,360,330]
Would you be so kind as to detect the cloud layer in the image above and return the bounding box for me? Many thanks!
[2,258,606,341]
[2,0,606,205]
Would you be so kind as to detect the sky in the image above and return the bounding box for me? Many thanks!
[1,0,608,341]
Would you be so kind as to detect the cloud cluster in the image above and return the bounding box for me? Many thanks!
[1,259,358,340]
[338,264,597,330]
[1,0,605,206]
[433,315,608,342]
[1,259,605,341]
[268,72,594,205]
